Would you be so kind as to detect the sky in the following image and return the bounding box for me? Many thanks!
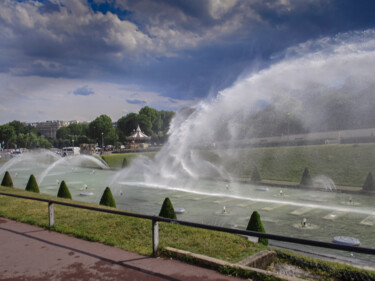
[1,0,375,124]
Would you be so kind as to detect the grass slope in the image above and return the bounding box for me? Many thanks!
[0,186,265,262]
[200,143,375,186]
[102,144,375,187]
[101,152,156,169]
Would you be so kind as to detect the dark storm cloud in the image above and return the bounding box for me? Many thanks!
[1,0,375,101]
[73,85,95,96]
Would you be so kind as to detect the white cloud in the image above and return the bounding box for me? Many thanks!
[0,73,198,124]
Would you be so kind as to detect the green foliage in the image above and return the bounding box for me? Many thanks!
[362,172,375,191]
[276,249,375,281]
[99,187,116,207]
[122,158,128,168]
[89,115,118,146]
[57,180,72,199]
[299,167,312,187]
[246,211,268,246]
[159,197,177,219]
[116,107,174,143]
[251,166,261,183]
[25,174,40,193]
[0,124,16,148]
[1,171,13,187]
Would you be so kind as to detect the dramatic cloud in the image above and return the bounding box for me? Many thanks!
[0,0,374,123]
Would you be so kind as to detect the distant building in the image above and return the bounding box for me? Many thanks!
[29,120,78,138]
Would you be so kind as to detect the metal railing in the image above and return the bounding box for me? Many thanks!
[1,191,375,257]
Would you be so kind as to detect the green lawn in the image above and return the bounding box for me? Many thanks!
[0,186,266,263]
[101,152,156,169]
[102,144,375,187]
[212,143,375,186]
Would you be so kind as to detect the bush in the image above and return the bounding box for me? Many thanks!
[159,197,177,219]
[57,180,72,199]
[362,172,375,191]
[250,166,261,183]
[122,158,128,168]
[25,174,40,193]
[1,171,13,187]
[99,187,116,207]
[246,211,268,246]
[300,167,312,187]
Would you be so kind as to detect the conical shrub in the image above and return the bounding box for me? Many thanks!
[1,171,13,187]
[159,197,177,219]
[363,172,375,191]
[251,166,261,183]
[247,211,268,246]
[57,180,72,199]
[300,167,312,187]
[99,187,116,207]
[25,174,40,193]
[122,158,128,168]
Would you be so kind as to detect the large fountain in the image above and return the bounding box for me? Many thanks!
[2,29,375,266]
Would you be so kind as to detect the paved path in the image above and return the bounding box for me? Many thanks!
[0,218,244,281]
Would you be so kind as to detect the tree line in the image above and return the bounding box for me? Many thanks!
[0,106,174,149]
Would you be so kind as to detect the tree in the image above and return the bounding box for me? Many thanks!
[117,113,139,142]
[89,115,118,146]
[38,135,52,148]
[27,132,39,148]
[251,166,261,183]
[1,171,13,187]
[99,187,116,207]
[8,120,27,135]
[56,127,71,139]
[139,106,162,133]
[300,167,312,187]
[25,174,40,193]
[246,211,268,246]
[57,180,72,199]
[363,172,375,191]
[0,124,16,148]
[158,197,177,219]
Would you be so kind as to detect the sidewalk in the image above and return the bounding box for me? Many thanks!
[0,218,243,281]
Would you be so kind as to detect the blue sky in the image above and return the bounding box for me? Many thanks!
[0,0,375,123]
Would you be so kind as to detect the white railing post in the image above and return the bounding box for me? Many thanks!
[48,202,54,228]
[152,219,159,257]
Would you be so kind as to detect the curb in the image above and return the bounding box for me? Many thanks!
[164,247,304,281]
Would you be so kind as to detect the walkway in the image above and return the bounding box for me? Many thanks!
[0,218,243,281]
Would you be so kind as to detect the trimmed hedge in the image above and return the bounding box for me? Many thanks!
[251,166,261,183]
[57,180,72,199]
[25,174,40,193]
[299,167,312,187]
[159,197,177,219]
[246,211,268,246]
[99,187,116,208]
[1,171,13,187]
[362,172,375,191]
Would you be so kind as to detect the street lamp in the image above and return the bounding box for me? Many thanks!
[101,132,104,149]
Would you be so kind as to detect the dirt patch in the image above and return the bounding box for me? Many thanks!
[268,262,322,280]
